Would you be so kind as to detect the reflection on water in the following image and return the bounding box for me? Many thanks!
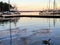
[0,17,19,30]
[0,17,60,45]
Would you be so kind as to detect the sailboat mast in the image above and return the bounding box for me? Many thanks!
[8,0,10,4]
[49,0,50,10]
[8,0,10,11]
[53,0,56,10]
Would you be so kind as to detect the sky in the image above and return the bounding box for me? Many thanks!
[0,0,60,11]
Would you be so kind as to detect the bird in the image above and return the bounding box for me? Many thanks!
[42,39,51,45]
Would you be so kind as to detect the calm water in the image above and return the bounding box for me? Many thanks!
[0,17,60,45]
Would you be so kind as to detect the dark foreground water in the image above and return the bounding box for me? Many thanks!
[0,17,60,45]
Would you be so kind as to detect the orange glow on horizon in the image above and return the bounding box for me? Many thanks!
[17,5,60,11]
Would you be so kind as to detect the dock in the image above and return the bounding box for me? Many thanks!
[0,15,60,18]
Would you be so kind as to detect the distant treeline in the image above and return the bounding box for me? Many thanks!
[0,1,13,12]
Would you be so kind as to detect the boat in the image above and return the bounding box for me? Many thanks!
[2,10,20,18]
[39,0,60,16]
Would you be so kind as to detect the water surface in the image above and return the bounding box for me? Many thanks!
[0,17,60,45]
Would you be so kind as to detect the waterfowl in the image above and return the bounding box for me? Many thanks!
[42,39,51,44]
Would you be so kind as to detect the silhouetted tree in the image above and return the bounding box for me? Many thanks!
[0,1,13,11]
